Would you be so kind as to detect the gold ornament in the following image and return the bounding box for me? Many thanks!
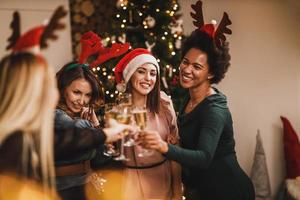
[81,1,95,17]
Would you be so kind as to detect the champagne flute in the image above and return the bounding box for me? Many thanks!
[114,105,131,161]
[103,103,120,157]
[132,106,154,157]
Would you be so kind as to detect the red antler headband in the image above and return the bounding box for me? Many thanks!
[6,6,67,54]
[78,31,130,68]
[190,0,232,48]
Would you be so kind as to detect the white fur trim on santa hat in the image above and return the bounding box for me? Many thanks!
[122,54,159,83]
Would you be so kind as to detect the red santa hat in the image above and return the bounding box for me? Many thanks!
[114,48,159,91]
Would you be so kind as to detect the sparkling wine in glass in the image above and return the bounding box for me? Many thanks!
[132,106,153,157]
[103,103,120,157]
[133,110,147,130]
[114,106,131,161]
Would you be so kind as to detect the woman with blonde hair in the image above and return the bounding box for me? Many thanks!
[0,52,58,194]
[0,52,134,199]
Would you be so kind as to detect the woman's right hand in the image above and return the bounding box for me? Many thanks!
[103,119,135,143]
[137,130,169,153]
[81,107,100,127]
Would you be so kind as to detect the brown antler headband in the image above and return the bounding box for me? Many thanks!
[6,6,67,53]
[190,0,232,48]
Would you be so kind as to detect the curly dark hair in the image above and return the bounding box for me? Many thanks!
[56,62,104,111]
[181,30,231,84]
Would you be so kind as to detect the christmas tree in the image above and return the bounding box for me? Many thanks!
[92,0,186,111]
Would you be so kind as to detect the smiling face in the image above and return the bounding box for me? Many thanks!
[64,78,92,114]
[130,63,157,96]
[179,48,213,89]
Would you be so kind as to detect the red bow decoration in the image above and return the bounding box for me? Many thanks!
[190,1,232,48]
[6,6,67,53]
[78,31,130,68]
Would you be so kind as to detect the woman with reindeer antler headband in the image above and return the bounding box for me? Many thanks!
[0,8,134,200]
[54,31,132,200]
[0,7,68,198]
[139,1,255,199]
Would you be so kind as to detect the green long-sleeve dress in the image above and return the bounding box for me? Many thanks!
[164,88,255,200]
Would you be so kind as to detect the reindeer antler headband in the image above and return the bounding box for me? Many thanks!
[66,31,130,71]
[6,6,67,53]
[190,0,232,48]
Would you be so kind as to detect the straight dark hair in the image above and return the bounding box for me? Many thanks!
[56,61,103,112]
[127,66,160,114]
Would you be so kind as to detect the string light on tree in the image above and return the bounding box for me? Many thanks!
[173,4,178,10]
[168,43,173,50]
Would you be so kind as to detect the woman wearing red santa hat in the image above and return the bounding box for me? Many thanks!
[114,48,182,200]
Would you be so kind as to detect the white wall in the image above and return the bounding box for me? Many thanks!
[179,0,300,198]
[0,0,72,72]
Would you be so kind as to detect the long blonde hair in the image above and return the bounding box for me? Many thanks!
[0,52,57,192]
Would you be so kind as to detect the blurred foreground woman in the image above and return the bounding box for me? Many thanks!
[0,52,59,199]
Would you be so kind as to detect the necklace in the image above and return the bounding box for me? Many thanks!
[188,87,215,110]
[189,99,202,110]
